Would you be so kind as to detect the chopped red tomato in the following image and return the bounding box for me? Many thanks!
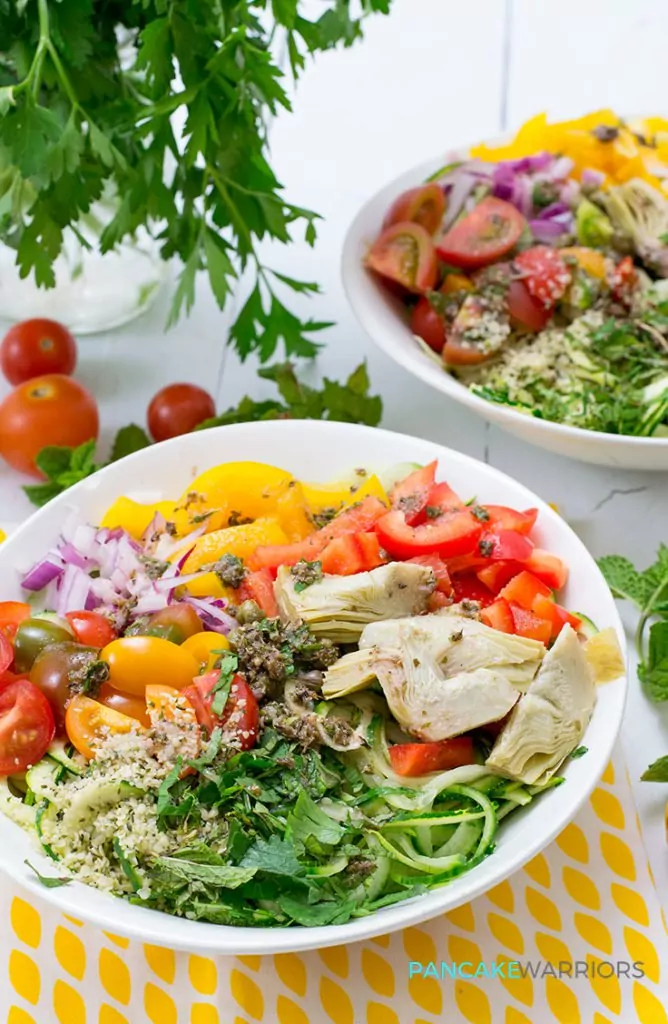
[481,598,515,634]
[367,222,438,293]
[476,560,524,593]
[355,532,388,571]
[418,480,467,519]
[483,506,538,536]
[238,569,279,618]
[507,279,551,331]
[427,591,451,612]
[524,549,568,590]
[410,297,447,353]
[407,554,452,594]
[499,570,552,610]
[389,736,475,776]
[0,679,55,774]
[482,529,534,563]
[375,508,482,560]
[65,611,117,648]
[0,601,31,642]
[390,461,436,524]
[436,198,526,269]
[610,255,638,305]
[509,603,552,644]
[452,574,494,607]
[382,184,447,235]
[323,497,388,538]
[533,595,582,638]
[514,246,571,307]
[0,633,13,676]
[183,671,259,749]
[320,535,365,576]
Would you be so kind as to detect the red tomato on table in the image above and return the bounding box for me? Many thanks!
[147,383,216,442]
[1,319,77,385]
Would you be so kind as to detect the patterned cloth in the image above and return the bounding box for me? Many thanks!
[2,749,667,1024]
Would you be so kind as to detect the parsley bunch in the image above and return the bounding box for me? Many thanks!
[0,0,391,359]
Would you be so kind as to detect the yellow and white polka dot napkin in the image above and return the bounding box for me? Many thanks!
[2,747,667,1024]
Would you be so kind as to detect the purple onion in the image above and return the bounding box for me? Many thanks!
[581,168,605,188]
[529,218,571,242]
[22,555,65,592]
[183,596,237,635]
[56,564,93,616]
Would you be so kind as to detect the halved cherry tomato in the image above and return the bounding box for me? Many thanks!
[65,694,139,760]
[0,601,31,641]
[514,246,571,307]
[509,603,552,644]
[65,611,117,649]
[390,461,437,524]
[476,561,525,593]
[145,604,203,644]
[0,679,55,774]
[100,637,199,696]
[481,598,515,634]
[145,683,198,727]
[389,736,475,776]
[407,554,452,594]
[532,595,582,638]
[507,279,551,332]
[483,506,538,536]
[0,633,13,675]
[366,222,438,293]
[452,574,494,607]
[499,570,552,610]
[610,255,638,305]
[182,671,259,749]
[375,509,482,560]
[383,184,446,235]
[442,294,508,366]
[98,682,151,727]
[181,632,229,672]
[524,549,568,590]
[238,569,279,618]
[410,297,447,353]
[436,198,526,269]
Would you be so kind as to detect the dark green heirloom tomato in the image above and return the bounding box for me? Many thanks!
[14,617,73,673]
[30,641,108,734]
[144,604,203,645]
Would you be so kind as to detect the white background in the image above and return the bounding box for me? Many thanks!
[1,0,668,910]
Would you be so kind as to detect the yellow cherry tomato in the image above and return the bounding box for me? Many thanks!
[100,636,199,696]
[181,631,229,672]
[145,684,198,726]
[65,694,140,760]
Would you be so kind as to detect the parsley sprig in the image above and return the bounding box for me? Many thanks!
[0,0,391,359]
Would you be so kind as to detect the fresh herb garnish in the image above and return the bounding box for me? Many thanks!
[641,755,668,782]
[210,653,239,716]
[211,554,247,590]
[291,560,323,593]
[569,745,588,760]
[25,859,71,888]
[470,505,490,522]
[425,505,443,519]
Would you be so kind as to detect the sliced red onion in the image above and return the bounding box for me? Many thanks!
[56,564,93,616]
[57,542,89,569]
[535,201,571,220]
[182,596,237,634]
[501,152,553,174]
[441,171,481,229]
[550,156,575,180]
[153,523,206,562]
[22,554,65,592]
[142,511,167,547]
[133,589,170,615]
[530,218,571,241]
[153,570,209,593]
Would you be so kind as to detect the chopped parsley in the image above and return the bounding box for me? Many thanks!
[291,560,323,592]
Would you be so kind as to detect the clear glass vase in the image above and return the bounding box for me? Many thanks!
[0,208,166,334]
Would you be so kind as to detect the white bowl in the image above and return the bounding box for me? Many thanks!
[0,420,626,953]
[342,152,668,470]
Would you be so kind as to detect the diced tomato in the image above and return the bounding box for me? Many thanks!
[482,529,534,562]
[610,255,638,306]
[436,198,526,269]
[476,560,523,593]
[413,480,467,522]
[238,569,279,618]
[0,601,31,642]
[407,554,452,594]
[0,633,13,676]
[499,570,552,611]
[320,535,365,576]
[182,671,259,749]
[390,461,437,524]
[481,598,515,634]
[483,506,538,536]
[524,549,568,590]
[452,574,494,607]
[507,279,551,332]
[514,246,571,307]
[532,595,582,638]
[375,508,482,560]
[389,736,475,776]
[355,532,388,571]
[323,497,388,538]
[427,591,451,612]
[509,603,552,643]
[410,296,447,354]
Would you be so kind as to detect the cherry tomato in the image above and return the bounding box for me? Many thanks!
[375,508,482,560]
[0,632,12,676]
[514,246,571,307]
[0,601,31,641]
[145,683,198,728]
[98,681,151,727]
[436,198,526,269]
[389,736,474,776]
[0,679,55,774]
[1,319,77,386]
[0,375,99,477]
[101,636,199,696]
[145,604,203,645]
[65,611,117,649]
[14,617,73,673]
[410,297,446,353]
[440,273,475,296]
[382,184,446,235]
[366,222,438,293]
[181,632,229,672]
[507,279,551,332]
[390,461,437,524]
[30,641,104,734]
[147,383,216,443]
[442,295,507,366]
[65,694,139,760]
[182,671,259,748]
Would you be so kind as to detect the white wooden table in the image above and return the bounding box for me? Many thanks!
[1,0,667,910]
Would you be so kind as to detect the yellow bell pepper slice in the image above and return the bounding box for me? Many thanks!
[0,529,5,544]
[178,518,288,598]
[272,480,315,541]
[175,462,294,525]
[101,497,178,540]
[302,473,388,516]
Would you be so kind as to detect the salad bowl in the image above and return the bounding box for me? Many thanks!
[0,420,626,953]
[341,124,668,471]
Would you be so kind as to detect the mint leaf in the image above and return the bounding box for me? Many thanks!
[210,653,238,716]
[154,857,257,889]
[287,790,343,846]
[597,555,652,608]
[641,755,668,781]
[110,425,151,462]
[644,621,668,701]
[240,835,304,877]
[34,446,77,479]
[25,859,71,888]
[277,894,353,926]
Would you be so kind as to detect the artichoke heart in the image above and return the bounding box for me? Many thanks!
[274,561,435,641]
[323,613,546,740]
[486,625,596,785]
[600,178,668,276]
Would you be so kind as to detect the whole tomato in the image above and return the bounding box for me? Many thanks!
[1,318,77,385]
[147,383,216,442]
[0,375,99,477]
